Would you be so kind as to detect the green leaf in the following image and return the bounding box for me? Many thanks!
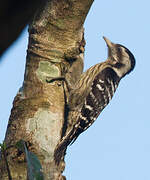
[0,141,6,151]
[15,139,44,180]
[24,144,44,180]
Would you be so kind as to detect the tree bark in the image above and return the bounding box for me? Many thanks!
[0,0,94,179]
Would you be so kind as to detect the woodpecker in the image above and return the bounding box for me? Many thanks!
[54,37,135,163]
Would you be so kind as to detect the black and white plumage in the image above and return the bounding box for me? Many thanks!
[54,37,135,163]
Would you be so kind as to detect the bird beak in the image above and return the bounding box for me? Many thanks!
[103,36,114,48]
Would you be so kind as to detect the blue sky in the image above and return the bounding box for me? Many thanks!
[0,0,150,179]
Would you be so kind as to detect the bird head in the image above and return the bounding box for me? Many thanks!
[103,36,135,78]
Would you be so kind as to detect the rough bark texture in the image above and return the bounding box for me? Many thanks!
[0,0,94,179]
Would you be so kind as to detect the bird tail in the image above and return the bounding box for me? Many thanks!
[54,126,76,164]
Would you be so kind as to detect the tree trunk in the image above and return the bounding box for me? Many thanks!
[0,0,94,179]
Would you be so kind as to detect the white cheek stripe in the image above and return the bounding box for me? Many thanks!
[122,48,129,58]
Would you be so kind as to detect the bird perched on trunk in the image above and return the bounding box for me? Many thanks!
[54,37,135,164]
